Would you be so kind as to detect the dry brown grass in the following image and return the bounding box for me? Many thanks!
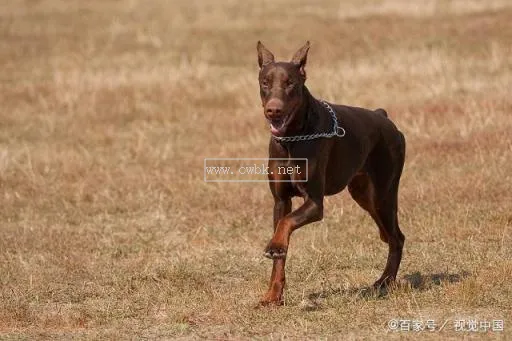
[1,0,511,339]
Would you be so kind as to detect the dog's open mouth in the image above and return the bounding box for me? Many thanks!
[268,116,288,136]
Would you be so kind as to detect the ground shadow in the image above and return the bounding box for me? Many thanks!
[403,271,470,290]
[304,271,471,309]
[307,284,389,303]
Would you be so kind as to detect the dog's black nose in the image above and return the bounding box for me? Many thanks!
[266,107,282,116]
[265,98,284,117]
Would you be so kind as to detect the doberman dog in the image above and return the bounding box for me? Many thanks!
[257,41,406,306]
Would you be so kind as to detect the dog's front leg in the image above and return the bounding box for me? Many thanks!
[264,197,323,260]
[260,199,292,306]
[260,198,323,305]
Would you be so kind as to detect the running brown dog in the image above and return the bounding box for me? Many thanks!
[257,41,406,305]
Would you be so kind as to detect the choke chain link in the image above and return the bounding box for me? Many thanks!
[271,100,346,142]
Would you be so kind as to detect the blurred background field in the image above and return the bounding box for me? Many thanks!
[1,0,511,339]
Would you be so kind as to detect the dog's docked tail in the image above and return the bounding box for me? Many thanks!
[374,108,388,117]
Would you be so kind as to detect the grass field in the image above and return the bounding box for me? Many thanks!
[1,0,511,339]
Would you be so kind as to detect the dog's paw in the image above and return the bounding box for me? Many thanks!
[373,275,395,289]
[258,291,284,307]
[263,241,287,259]
[257,297,284,308]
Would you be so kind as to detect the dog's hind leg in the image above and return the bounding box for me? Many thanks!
[349,132,406,288]
[348,172,389,243]
[367,133,406,288]
[371,175,404,288]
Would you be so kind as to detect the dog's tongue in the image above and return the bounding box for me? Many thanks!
[270,124,282,135]
[270,119,286,136]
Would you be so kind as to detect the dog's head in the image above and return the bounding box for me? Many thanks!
[257,41,310,137]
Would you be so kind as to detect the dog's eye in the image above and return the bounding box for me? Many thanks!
[286,80,295,88]
[261,80,269,88]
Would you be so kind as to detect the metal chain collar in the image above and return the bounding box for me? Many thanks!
[271,100,346,142]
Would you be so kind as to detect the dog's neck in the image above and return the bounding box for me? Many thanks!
[273,86,334,155]
[286,86,317,136]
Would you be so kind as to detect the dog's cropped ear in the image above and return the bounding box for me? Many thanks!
[257,41,275,68]
[291,41,310,78]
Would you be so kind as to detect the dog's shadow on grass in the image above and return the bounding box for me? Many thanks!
[306,285,389,306]
[402,271,470,290]
[304,271,470,310]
